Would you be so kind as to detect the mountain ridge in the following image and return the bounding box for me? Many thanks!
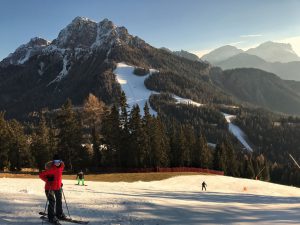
[201,41,300,64]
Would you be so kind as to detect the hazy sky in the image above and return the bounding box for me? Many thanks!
[1,0,300,60]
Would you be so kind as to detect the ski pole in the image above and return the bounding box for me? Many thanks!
[42,196,48,225]
[61,188,71,219]
[42,188,51,225]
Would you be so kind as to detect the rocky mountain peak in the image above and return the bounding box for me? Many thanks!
[0,16,147,69]
[26,37,50,48]
[0,37,50,67]
[53,17,98,49]
[246,41,300,63]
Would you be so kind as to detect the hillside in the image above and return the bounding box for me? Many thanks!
[1,175,300,225]
[211,68,300,115]
[0,17,230,120]
[216,53,300,81]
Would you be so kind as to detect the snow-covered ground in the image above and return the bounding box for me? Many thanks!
[223,113,253,151]
[1,175,300,225]
[114,63,252,152]
[113,63,204,115]
[114,63,158,116]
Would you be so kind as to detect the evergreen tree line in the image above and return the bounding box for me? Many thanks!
[0,92,267,182]
[0,92,276,188]
[235,108,300,186]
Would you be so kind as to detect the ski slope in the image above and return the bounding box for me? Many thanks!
[114,63,158,116]
[113,63,204,115]
[1,175,300,225]
[114,63,253,152]
[223,113,253,151]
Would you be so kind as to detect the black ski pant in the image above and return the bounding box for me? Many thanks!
[45,189,63,220]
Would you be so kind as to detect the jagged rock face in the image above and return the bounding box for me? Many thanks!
[0,17,153,119]
[0,16,214,119]
[53,17,98,49]
[0,17,147,69]
[0,37,50,67]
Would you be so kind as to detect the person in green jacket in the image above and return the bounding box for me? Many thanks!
[76,170,85,185]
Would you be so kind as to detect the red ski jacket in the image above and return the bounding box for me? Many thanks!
[39,161,65,190]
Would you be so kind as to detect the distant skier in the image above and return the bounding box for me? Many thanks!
[39,154,66,224]
[202,181,207,191]
[76,170,85,186]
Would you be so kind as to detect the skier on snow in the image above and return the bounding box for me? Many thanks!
[39,154,66,224]
[202,181,207,191]
[76,170,85,186]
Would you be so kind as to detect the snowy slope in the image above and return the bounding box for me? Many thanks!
[1,175,300,225]
[223,113,253,151]
[113,63,203,115]
[114,63,157,116]
[114,63,252,151]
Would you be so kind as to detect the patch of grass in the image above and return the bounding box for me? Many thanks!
[0,172,205,182]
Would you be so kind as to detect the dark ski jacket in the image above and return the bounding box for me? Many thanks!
[76,172,84,180]
[39,161,65,190]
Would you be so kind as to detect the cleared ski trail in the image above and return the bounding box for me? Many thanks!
[1,175,300,224]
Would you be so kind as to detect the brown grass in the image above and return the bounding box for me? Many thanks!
[0,172,204,182]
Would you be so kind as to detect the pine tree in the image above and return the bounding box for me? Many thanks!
[31,113,52,171]
[142,103,153,167]
[243,154,255,178]
[183,125,195,166]
[7,119,31,171]
[119,91,130,167]
[56,99,84,171]
[102,105,121,167]
[223,137,238,176]
[0,112,10,170]
[198,134,211,169]
[169,120,180,167]
[82,94,105,169]
[213,142,227,172]
[177,126,187,167]
[143,107,170,168]
[128,105,148,167]
[154,118,169,167]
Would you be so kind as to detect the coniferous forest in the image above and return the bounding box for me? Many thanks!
[2,92,299,188]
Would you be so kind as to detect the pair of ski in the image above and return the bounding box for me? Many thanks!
[39,212,89,224]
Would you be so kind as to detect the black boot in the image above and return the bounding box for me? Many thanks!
[57,213,67,220]
[49,217,61,225]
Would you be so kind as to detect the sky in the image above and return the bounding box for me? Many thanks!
[0,0,300,60]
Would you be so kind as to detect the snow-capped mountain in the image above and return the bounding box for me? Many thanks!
[0,16,299,119]
[201,45,243,64]
[246,41,300,63]
[0,16,212,119]
[202,41,300,64]
[0,17,147,70]
[0,37,51,67]
[0,17,149,118]
[202,41,300,81]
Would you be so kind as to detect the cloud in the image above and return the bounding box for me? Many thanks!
[277,36,300,56]
[240,34,263,38]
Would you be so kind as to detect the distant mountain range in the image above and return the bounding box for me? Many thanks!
[0,17,300,119]
[201,42,300,81]
[210,68,300,115]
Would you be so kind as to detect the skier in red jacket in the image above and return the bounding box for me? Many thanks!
[39,154,66,224]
